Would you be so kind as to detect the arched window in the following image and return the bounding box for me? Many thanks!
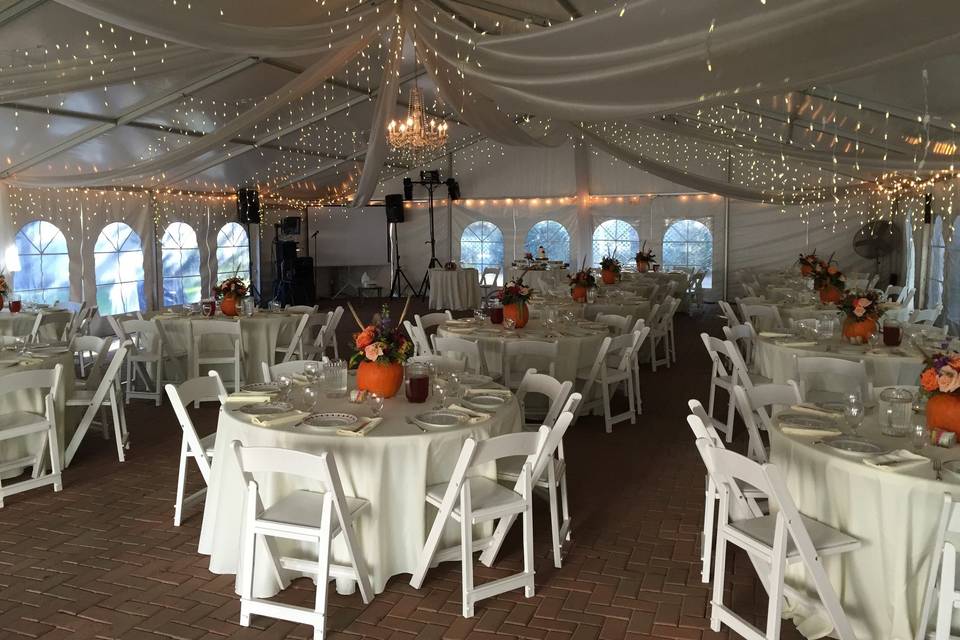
[525,220,570,263]
[460,221,504,276]
[216,222,250,283]
[13,220,70,304]
[662,219,714,286]
[95,222,145,315]
[592,219,639,266]
[928,215,945,308]
[161,222,201,306]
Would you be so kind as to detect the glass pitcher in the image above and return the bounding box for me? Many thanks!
[404,361,431,403]
[879,387,914,437]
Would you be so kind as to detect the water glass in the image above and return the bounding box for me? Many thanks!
[911,420,929,452]
[446,373,463,403]
[367,393,384,418]
[304,361,320,382]
[300,385,321,413]
[432,382,447,409]
[844,393,865,437]
[325,360,349,397]
[268,299,282,312]
[242,297,255,317]
[276,375,293,402]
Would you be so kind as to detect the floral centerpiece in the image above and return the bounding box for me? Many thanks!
[810,255,845,303]
[349,300,413,397]
[635,241,656,273]
[568,261,597,302]
[0,270,8,310]
[443,261,458,271]
[836,290,881,341]
[213,276,248,316]
[523,251,534,261]
[797,251,819,277]
[920,351,960,434]
[496,275,533,328]
[599,254,621,284]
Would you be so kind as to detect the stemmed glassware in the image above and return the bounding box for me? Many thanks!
[276,375,293,403]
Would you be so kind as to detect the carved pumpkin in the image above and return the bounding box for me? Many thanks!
[356,361,404,398]
[927,393,960,435]
[842,318,876,341]
[503,302,529,328]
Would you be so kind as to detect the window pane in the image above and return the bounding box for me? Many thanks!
[14,221,70,302]
[95,223,144,314]
[459,221,504,275]
[525,221,570,263]
[592,219,639,266]
[661,219,713,285]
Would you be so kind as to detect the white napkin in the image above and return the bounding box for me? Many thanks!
[224,393,275,406]
[464,388,512,398]
[776,340,818,348]
[863,449,928,472]
[17,358,44,367]
[337,417,383,437]
[780,424,842,437]
[789,403,843,419]
[446,404,492,424]
[760,331,794,338]
[251,411,308,428]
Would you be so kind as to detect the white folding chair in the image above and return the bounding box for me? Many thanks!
[917,494,960,640]
[911,305,943,325]
[410,427,550,617]
[64,340,132,467]
[232,442,373,639]
[626,326,651,414]
[701,334,736,442]
[502,340,558,388]
[595,313,634,335]
[273,313,311,364]
[29,310,64,343]
[514,368,573,430]
[415,310,453,334]
[164,375,225,525]
[739,304,783,332]
[407,354,467,374]
[884,284,903,301]
[723,322,757,371]
[193,319,243,394]
[731,382,801,465]
[284,304,319,313]
[897,287,916,307]
[261,358,328,383]
[0,364,63,507]
[479,267,501,302]
[60,301,87,342]
[432,335,487,375]
[696,438,861,640]
[71,334,112,387]
[305,306,344,361]
[403,319,433,356]
[117,318,179,406]
[717,300,742,328]
[867,274,880,290]
[793,355,871,404]
[649,297,680,371]
[576,332,641,433]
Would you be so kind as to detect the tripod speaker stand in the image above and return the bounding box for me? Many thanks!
[389,222,418,297]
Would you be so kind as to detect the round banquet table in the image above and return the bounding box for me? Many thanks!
[529,298,651,323]
[0,309,71,340]
[437,318,606,383]
[769,413,960,639]
[776,304,842,327]
[428,268,481,311]
[0,349,76,467]
[197,387,522,596]
[151,311,302,383]
[755,336,925,388]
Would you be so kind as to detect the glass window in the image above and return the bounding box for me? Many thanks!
[161,222,201,306]
[592,219,639,267]
[460,221,504,276]
[216,222,250,283]
[95,222,145,315]
[929,216,945,309]
[525,220,570,264]
[662,218,714,287]
[13,220,70,304]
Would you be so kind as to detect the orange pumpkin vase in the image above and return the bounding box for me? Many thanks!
[220,294,239,317]
[503,302,529,328]
[636,261,650,273]
[356,361,404,398]
[927,393,960,435]
[842,318,876,341]
[571,286,588,302]
[819,285,843,304]
[601,269,617,285]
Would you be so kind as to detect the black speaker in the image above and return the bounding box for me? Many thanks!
[385,194,405,223]
[445,178,461,201]
[237,188,260,223]
[402,177,413,201]
[281,215,301,235]
[277,240,298,280]
[291,256,315,304]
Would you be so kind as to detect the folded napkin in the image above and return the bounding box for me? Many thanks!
[224,393,275,406]
[251,410,308,428]
[789,403,843,419]
[776,340,818,348]
[290,373,311,386]
[337,417,383,437]
[446,404,492,424]
[464,388,513,398]
[863,449,928,472]
[760,331,794,338]
[17,358,44,367]
[781,425,843,437]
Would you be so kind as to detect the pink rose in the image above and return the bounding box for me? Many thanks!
[939,366,960,393]
[856,297,871,308]
[364,343,384,361]
[853,305,865,318]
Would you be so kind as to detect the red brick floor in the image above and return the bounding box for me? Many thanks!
[0,306,806,639]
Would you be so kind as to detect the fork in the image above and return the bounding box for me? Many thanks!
[405,416,428,433]
[933,456,943,481]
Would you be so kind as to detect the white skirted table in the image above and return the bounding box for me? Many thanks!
[0,309,71,340]
[769,413,960,639]
[197,388,522,596]
[755,336,925,388]
[437,318,607,383]
[428,268,481,311]
[509,269,567,295]
[529,298,651,323]
[152,311,302,383]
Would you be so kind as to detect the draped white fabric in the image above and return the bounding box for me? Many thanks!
[55,0,388,57]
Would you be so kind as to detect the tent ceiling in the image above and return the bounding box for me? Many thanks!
[2,0,959,206]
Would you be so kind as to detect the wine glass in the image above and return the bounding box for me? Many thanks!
[844,393,865,438]
[301,385,321,413]
[276,375,293,402]
[304,361,320,382]
[432,381,447,409]
[367,393,384,418]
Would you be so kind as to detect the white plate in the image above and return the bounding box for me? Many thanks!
[942,460,960,484]
[236,402,294,416]
[821,437,890,457]
[464,394,507,410]
[301,413,358,429]
[241,382,280,393]
[414,410,469,430]
[777,412,835,429]
[458,373,492,386]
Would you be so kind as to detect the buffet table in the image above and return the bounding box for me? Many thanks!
[198,386,522,596]
[428,268,481,310]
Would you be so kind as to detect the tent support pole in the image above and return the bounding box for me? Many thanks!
[723,152,731,301]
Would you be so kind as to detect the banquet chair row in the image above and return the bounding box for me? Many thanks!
[649,296,681,371]
[577,327,649,433]
[686,402,863,640]
[911,305,943,325]
[700,332,771,442]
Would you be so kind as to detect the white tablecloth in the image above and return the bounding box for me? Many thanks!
[152,312,301,383]
[428,269,481,311]
[509,269,567,295]
[770,415,960,639]
[755,337,924,388]
[0,309,70,340]
[198,389,522,596]
[776,304,842,327]
[529,299,652,323]
[437,318,606,383]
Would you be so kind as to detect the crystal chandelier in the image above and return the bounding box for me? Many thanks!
[387,84,448,165]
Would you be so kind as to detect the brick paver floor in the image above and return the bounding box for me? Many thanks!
[0,305,806,639]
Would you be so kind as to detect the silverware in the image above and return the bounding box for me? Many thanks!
[405,416,428,433]
[933,457,943,481]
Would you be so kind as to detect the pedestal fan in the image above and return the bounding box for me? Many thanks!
[852,220,901,280]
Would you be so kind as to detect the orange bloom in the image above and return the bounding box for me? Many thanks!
[827,266,838,275]
[921,368,940,392]
[355,327,376,349]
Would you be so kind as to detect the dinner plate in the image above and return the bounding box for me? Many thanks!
[236,401,294,415]
[776,412,836,429]
[241,382,280,393]
[301,412,358,429]
[821,437,890,457]
[941,460,960,484]
[444,326,475,334]
[458,373,492,386]
[464,394,507,410]
[413,410,469,430]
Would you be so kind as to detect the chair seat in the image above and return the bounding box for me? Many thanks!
[0,410,47,433]
[258,489,369,535]
[197,349,237,361]
[729,513,859,561]
[199,432,216,456]
[497,456,564,489]
[426,477,524,522]
[66,388,113,406]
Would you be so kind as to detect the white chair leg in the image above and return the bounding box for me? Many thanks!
[707,378,717,416]
[548,475,562,569]
[601,382,613,434]
[559,473,572,542]
[521,478,535,598]
[108,389,125,463]
[936,543,956,640]
[47,425,62,492]
[174,437,188,527]
[650,339,657,372]
[710,524,728,632]
[239,501,256,627]
[724,392,736,443]
[701,477,715,584]
[460,491,474,618]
